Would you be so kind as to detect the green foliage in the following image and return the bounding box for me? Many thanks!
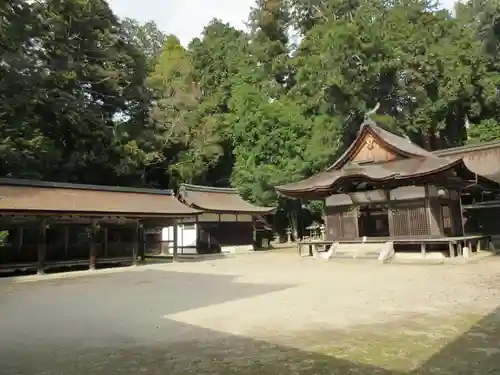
[467,119,500,143]
[229,90,312,205]
[120,18,167,63]
[146,35,225,185]
[3,0,500,235]
[0,231,8,247]
[0,0,152,184]
[307,200,326,216]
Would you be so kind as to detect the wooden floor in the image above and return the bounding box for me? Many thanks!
[298,235,493,259]
[301,234,489,245]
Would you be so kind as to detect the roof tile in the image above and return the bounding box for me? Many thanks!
[0,179,200,217]
[179,184,275,214]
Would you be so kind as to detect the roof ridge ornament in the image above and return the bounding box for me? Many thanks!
[364,102,380,124]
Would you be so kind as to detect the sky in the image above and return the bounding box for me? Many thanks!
[107,0,459,46]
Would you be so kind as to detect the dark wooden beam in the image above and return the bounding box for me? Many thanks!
[17,227,23,254]
[63,226,69,260]
[103,227,108,257]
[37,220,47,275]
[138,224,146,262]
[132,221,139,266]
[89,220,98,271]
[0,214,158,227]
[172,220,179,262]
[195,215,200,254]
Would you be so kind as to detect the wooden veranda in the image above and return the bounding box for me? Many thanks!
[172,184,275,254]
[276,119,499,259]
[0,179,200,274]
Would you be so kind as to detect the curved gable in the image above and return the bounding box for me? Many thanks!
[327,120,434,171]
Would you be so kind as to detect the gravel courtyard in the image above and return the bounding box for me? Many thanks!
[2,250,500,375]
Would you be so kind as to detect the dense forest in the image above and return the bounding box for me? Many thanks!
[2,0,500,233]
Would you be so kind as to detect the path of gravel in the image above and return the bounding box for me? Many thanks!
[1,250,500,374]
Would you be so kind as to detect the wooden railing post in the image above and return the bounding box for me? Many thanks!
[89,220,98,271]
[103,227,108,257]
[63,226,69,260]
[138,224,146,262]
[37,220,47,275]
[132,221,139,266]
[172,220,179,262]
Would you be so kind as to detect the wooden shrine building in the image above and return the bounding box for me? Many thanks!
[0,178,200,274]
[434,139,500,244]
[161,184,275,255]
[276,119,498,258]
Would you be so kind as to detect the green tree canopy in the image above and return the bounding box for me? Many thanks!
[3,0,500,235]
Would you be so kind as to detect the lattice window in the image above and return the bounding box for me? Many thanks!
[326,209,357,240]
[408,204,429,236]
[341,210,357,240]
[391,202,429,237]
[391,206,410,237]
[326,213,342,241]
[441,205,452,236]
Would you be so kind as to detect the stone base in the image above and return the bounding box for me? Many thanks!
[313,242,392,262]
[221,245,254,254]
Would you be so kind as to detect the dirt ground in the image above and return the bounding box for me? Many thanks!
[1,249,500,374]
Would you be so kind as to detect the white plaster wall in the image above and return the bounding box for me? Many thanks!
[161,224,198,255]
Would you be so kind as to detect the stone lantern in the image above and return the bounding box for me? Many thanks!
[285,227,292,243]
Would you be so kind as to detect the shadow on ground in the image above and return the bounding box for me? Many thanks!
[413,307,500,375]
[0,269,499,374]
[145,254,237,263]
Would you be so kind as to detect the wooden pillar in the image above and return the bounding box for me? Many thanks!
[195,216,200,254]
[132,221,139,266]
[17,227,24,253]
[180,222,184,256]
[142,226,147,261]
[172,220,179,262]
[457,242,463,257]
[207,225,212,252]
[448,242,455,258]
[89,220,98,271]
[63,226,69,259]
[138,224,146,262]
[387,190,394,237]
[103,227,108,257]
[463,242,470,260]
[352,206,360,239]
[425,197,433,237]
[37,220,47,275]
[420,243,426,258]
[252,215,257,250]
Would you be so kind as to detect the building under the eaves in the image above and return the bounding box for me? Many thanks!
[161,184,276,255]
[433,138,500,245]
[0,178,200,274]
[276,118,499,261]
